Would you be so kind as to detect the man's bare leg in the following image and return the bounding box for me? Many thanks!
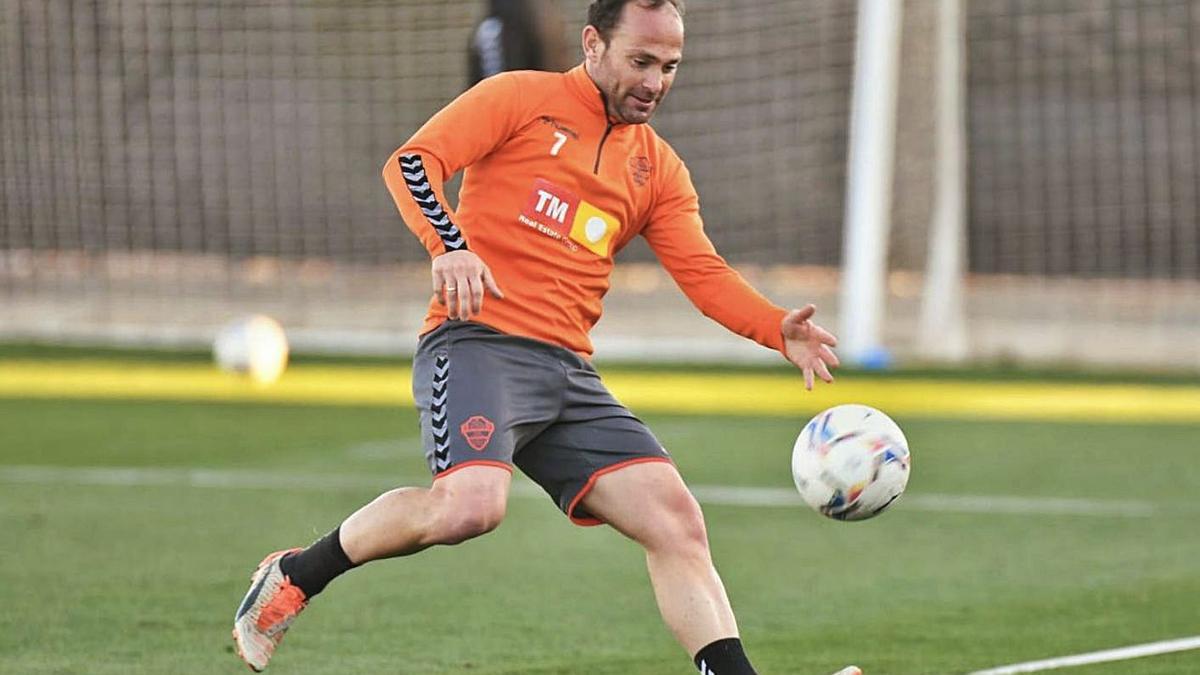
[233,465,511,671]
[580,461,749,671]
[340,464,512,561]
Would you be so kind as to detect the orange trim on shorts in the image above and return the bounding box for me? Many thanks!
[432,460,513,481]
[566,456,675,527]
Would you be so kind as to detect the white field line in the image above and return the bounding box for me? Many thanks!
[0,465,1158,518]
[968,635,1200,674]
[689,486,1157,518]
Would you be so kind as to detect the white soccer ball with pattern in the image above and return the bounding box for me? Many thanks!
[791,404,911,521]
[213,315,290,385]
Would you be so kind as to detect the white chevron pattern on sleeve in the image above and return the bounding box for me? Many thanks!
[398,154,467,252]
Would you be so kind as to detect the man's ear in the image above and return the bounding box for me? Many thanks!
[582,25,604,63]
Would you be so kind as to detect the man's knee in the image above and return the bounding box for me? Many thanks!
[424,473,508,545]
[647,488,710,556]
[432,504,505,545]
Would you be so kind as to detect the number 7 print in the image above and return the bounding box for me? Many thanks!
[550,131,568,156]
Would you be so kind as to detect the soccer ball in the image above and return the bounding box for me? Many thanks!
[213,315,289,385]
[791,404,911,521]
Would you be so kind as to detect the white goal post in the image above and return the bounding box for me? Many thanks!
[917,0,969,362]
[839,0,905,366]
[841,0,969,366]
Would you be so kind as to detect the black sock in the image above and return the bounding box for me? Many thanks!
[278,527,357,598]
[694,637,757,675]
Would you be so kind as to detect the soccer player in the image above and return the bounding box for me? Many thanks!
[233,1,848,673]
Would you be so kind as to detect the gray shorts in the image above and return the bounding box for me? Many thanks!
[412,321,671,525]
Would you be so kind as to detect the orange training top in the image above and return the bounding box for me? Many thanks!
[383,64,787,357]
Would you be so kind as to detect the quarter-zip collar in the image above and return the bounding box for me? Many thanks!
[566,63,622,126]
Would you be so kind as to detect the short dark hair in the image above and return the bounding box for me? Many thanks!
[587,0,684,44]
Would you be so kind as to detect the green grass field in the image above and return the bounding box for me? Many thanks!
[2,355,1199,674]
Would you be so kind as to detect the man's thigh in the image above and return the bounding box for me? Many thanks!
[575,460,699,546]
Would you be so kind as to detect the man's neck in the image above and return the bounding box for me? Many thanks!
[582,61,620,123]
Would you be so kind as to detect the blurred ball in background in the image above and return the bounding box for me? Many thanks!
[213,315,290,385]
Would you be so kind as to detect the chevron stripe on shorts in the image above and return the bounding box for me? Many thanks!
[430,354,451,471]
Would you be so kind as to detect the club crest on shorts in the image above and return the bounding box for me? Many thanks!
[460,415,496,451]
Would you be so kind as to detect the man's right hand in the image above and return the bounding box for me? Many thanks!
[432,250,504,320]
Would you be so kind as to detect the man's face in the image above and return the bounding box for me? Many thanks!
[584,2,684,125]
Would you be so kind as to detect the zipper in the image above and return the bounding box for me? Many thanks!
[593,121,613,174]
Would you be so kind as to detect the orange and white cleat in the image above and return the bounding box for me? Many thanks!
[830,668,863,675]
[232,548,307,672]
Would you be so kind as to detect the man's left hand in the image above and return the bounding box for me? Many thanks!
[781,304,839,391]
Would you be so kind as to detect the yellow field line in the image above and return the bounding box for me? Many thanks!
[1,360,1198,423]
